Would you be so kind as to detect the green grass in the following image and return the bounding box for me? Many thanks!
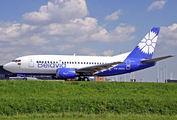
[0,80,177,119]
[1,112,177,120]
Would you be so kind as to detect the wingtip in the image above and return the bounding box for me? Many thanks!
[170,55,176,57]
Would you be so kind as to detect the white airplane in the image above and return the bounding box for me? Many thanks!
[3,27,174,81]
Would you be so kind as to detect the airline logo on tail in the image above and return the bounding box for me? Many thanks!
[127,27,160,59]
[138,28,159,55]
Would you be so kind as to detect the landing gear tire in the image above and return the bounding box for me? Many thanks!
[23,78,27,80]
[76,76,90,81]
[83,77,90,81]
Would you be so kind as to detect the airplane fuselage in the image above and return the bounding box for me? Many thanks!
[3,52,156,77]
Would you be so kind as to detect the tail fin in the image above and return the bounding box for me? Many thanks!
[127,27,160,59]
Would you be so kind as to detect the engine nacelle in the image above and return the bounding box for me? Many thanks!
[56,68,75,79]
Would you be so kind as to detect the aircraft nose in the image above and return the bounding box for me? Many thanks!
[3,63,11,71]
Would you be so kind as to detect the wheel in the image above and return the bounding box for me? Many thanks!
[74,76,80,81]
[23,78,27,80]
[83,77,90,81]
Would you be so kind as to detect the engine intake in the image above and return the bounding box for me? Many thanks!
[56,68,75,79]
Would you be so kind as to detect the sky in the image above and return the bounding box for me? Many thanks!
[0,0,177,82]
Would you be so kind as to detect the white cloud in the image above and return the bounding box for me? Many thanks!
[55,44,74,51]
[90,25,136,42]
[22,0,88,24]
[42,17,98,36]
[29,35,49,46]
[0,47,18,53]
[65,35,88,43]
[41,46,54,51]
[105,9,122,21]
[78,48,93,54]
[77,48,98,56]
[159,23,177,48]
[103,50,114,56]
[90,29,110,42]
[0,23,48,46]
[89,53,97,56]
[72,17,98,32]
[42,44,74,51]
[147,0,167,11]
[0,22,38,43]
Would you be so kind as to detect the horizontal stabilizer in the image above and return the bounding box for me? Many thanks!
[141,55,175,63]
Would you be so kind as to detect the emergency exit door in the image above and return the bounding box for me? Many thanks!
[126,59,131,70]
[28,57,34,67]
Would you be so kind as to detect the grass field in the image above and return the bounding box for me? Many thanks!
[0,80,177,119]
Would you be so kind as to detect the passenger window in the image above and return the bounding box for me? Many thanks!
[56,61,58,63]
[53,61,55,63]
[81,62,83,64]
[36,61,38,63]
[78,62,80,64]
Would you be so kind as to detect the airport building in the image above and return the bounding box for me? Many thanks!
[94,76,106,81]
[0,65,16,79]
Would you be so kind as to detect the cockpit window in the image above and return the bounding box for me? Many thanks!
[12,60,21,62]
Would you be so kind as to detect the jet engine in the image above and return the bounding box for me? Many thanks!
[56,68,75,79]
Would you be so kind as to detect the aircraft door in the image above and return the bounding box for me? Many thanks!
[126,59,131,70]
[28,57,34,67]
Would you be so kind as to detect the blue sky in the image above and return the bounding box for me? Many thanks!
[0,0,176,82]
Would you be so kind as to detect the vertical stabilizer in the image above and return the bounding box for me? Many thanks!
[127,27,160,59]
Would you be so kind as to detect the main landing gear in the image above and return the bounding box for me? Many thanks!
[75,76,90,81]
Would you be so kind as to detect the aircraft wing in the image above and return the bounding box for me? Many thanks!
[76,61,124,74]
[141,55,175,63]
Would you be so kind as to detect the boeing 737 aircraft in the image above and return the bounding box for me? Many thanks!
[3,27,174,81]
